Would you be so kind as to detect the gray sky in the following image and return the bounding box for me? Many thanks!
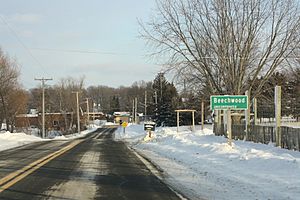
[0,0,161,89]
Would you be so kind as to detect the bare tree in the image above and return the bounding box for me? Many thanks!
[0,49,20,128]
[50,76,85,132]
[140,0,300,97]
[6,88,28,132]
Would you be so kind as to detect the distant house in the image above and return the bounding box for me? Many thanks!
[15,109,108,136]
[15,112,71,132]
[89,112,106,120]
[15,113,39,130]
[15,111,86,135]
[113,112,131,124]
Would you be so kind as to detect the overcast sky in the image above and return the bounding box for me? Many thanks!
[0,0,161,89]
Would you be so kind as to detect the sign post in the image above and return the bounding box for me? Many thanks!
[210,95,248,146]
[227,109,232,146]
[122,121,128,133]
[245,90,250,140]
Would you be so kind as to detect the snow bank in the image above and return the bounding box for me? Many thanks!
[0,125,100,151]
[116,124,300,200]
[0,131,43,151]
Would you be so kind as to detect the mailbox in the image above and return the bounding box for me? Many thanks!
[144,121,156,131]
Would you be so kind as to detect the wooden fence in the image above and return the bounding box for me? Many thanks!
[213,123,300,151]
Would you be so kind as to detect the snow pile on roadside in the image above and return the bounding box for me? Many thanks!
[0,125,100,151]
[55,125,99,140]
[0,131,43,151]
[116,124,300,200]
[115,123,146,143]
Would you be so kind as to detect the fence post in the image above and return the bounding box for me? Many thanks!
[275,86,282,147]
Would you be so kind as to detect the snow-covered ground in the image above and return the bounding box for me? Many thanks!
[0,131,44,152]
[2,122,300,199]
[115,124,300,200]
[0,125,99,152]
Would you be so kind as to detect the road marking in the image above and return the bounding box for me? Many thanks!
[0,140,83,193]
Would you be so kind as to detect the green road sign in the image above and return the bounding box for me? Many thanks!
[210,95,248,110]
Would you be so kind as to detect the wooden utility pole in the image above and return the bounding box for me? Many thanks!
[144,91,147,118]
[35,77,52,138]
[201,101,205,130]
[72,91,81,134]
[254,98,257,125]
[275,86,282,147]
[86,98,90,125]
[135,97,138,123]
[132,99,135,123]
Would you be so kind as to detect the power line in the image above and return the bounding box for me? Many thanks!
[0,15,49,75]
[30,47,129,56]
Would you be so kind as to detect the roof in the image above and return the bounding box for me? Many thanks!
[113,112,130,117]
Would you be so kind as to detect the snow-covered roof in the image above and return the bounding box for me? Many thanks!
[113,112,130,116]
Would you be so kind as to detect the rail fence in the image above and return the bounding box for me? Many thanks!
[213,123,300,151]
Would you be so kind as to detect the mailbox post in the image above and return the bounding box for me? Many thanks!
[144,121,155,138]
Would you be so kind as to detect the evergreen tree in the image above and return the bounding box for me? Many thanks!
[289,69,300,120]
[152,73,179,126]
[110,95,120,114]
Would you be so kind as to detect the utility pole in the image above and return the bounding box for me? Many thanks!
[135,97,138,123]
[35,77,52,138]
[254,98,258,125]
[201,101,205,130]
[86,98,90,125]
[72,91,81,134]
[132,99,135,123]
[159,73,163,100]
[154,91,158,105]
[144,91,147,119]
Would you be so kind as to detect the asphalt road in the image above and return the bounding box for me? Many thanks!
[0,128,182,200]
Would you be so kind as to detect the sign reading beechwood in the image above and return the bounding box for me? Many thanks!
[210,95,248,110]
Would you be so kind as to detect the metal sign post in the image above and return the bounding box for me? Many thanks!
[122,121,128,133]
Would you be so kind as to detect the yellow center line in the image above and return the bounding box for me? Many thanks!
[0,140,83,193]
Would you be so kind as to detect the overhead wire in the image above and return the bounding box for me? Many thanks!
[30,47,129,56]
[0,14,49,76]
